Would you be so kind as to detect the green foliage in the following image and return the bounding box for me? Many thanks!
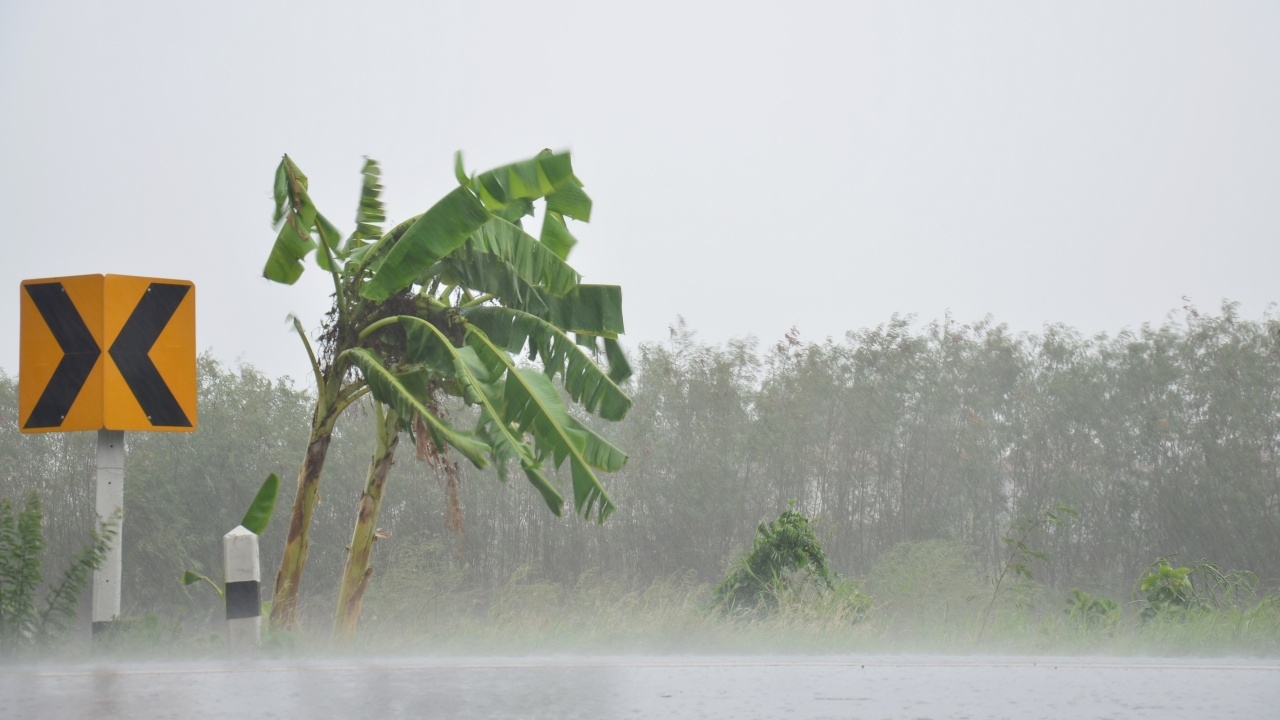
[0,491,115,655]
[265,151,630,522]
[713,508,835,611]
[265,155,343,284]
[262,150,632,635]
[1063,588,1120,633]
[1138,558,1259,623]
[239,472,280,536]
[178,472,281,598]
[1140,560,1197,621]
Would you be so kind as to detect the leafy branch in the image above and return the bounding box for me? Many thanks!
[976,504,1076,644]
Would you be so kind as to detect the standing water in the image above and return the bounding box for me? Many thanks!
[2,654,1276,719]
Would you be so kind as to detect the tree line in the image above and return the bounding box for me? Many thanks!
[1,301,1277,629]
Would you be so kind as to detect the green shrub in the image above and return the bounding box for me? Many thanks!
[1064,588,1120,633]
[713,508,834,611]
[1138,558,1259,623]
[0,491,115,656]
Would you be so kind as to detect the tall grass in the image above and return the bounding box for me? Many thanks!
[340,538,1280,657]
[33,538,1280,659]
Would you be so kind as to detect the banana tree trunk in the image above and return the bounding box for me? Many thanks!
[269,400,342,631]
[333,405,400,642]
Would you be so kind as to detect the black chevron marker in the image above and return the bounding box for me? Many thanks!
[25,283,102,429]
[109,283,191,427]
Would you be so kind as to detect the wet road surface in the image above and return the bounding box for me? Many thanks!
[2,654,1277,719]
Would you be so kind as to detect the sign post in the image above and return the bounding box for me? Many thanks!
[93,430,125,634]
[19,274,196,635]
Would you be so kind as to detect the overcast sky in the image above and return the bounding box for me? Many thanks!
[2,1,1277,384]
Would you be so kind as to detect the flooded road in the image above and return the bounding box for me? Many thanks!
[2,654,1276,719]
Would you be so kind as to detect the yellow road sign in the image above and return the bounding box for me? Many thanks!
[19,274,196,433]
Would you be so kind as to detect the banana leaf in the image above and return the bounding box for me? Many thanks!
[343,348,490,467]
[462,306,631,421]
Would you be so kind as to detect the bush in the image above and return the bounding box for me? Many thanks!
[1064,588,1120,633]
[1138,558,1259,623]
[0,491,115,656]
[712,508,835,611]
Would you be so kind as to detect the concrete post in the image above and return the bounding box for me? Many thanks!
[223,525,261,649]
[92,429,125,635]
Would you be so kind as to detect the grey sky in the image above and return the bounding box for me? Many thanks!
[2,1,1277,384]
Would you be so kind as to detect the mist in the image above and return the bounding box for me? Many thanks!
[2,303,1278,657]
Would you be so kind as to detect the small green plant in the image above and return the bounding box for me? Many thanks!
[713,506,835,612]
[976,503,1076,644]
[1137,557,1257,623]
[1139,560,1197,622]
[1064,588,1119,633]
[0,491,116,655]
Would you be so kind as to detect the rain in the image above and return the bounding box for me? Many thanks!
[1,2,1278,718]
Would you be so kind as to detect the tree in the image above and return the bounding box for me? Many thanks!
[261,151,633,635]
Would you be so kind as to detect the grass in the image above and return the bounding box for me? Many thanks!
[15,540,1280,661]
[343,540,1280,658]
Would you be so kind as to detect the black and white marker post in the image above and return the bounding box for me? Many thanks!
[92,430,125,635]
[223,525,262,649]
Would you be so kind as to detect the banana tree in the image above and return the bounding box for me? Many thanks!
[262,150,633,635]
[263,156,378,630]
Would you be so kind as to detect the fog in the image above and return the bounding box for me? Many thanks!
[2,310,1278,660]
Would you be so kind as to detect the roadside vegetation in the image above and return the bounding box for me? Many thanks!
[1,301,1278,658]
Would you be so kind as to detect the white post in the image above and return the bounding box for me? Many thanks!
[223,525,261,649]
[92,429,124,635]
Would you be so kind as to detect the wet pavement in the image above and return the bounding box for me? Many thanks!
[2,654,1277,719]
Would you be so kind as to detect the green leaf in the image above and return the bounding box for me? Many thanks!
[272,161,289,225]
[434,248,551,315]
[468,333,620,522]
[453,150,470,187]
[239,473,280,536]
[344,157,385,253]
[395,316,538,471]
[264,155,344,285]
[471,150,577,212]
[264,216,316,285]
[179,569,224,599]
[545,183,592,222]
[462,306,632,421]
[523,467,565,516]
[539,211,578,261]
[603,338,632,384]
[361,186,491,301]
[577,423,627,472]
[353,212,421,277]
[342,347,491,467]
[544,284,626,337]
[451,281,624,338]
[494,198,535,224]
[468,217,581,295]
